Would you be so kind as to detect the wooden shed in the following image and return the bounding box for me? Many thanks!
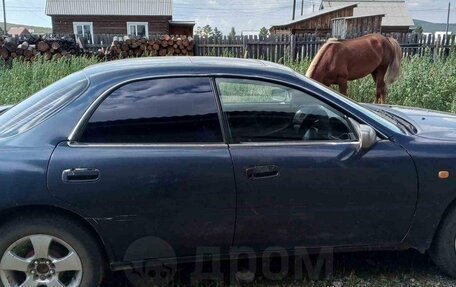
[320,0,414,33]
[270,4,357,36]
[332,14,384,39]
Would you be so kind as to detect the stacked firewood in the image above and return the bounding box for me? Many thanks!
[106,35,194,60]
[0,35,84,61]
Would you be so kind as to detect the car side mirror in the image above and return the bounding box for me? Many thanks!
[271,88,290,103]
[349,118,377,150]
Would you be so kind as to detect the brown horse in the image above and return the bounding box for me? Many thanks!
[306,34,402,104]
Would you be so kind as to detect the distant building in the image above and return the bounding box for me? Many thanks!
[8,27,31,37]
[45,0,195,43]
[320,0,414,33]
[270,4,358,35]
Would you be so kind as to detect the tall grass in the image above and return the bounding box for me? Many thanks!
[0,57,99,105]
[0,53,454,113]
[287,52,456,113]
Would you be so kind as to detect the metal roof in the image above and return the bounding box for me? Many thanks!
[169,21,196,26]
[82,57,298,79]
[320,1,414,27]
[45,0,172,16]
[271,3,357,28]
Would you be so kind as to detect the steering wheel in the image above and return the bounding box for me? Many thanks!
[293,106,331,140]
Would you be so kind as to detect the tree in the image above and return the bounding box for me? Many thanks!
[228,27,236,40]
[259,27,269,38]
[202,25,214,37]
[214,27,223,38]
[415,26,423,34]
[195,26,203,36]
[195,25,215,37]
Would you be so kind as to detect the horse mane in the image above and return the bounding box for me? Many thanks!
[306,38,340,78]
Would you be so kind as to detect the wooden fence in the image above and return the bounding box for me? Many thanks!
[79,32,455,62]
[193,33,456,63]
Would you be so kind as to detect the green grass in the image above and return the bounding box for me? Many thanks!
[0,57,99,105]
[287,52,456,113]
[0,54,454,114]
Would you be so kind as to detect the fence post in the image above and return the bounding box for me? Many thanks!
[290,34,296,62]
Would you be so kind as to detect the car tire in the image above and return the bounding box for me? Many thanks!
[0,214,105,287]
[430,207,456,278]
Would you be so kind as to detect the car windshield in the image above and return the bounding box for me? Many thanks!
[0,72,88,138]
[296,74,405,134]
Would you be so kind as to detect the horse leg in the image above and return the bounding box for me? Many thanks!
[338,78,348,96]
[374,68,388,104]
[372,71,381,104]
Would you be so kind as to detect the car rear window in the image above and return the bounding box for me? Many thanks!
[79,77,223,144]
[0,72,88,138]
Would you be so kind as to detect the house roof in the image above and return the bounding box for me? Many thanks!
[332,13,385,20]
[8,27,30,36]
[45,0,172,16]
[169,21,196,26]
[320,0,414,27]
[271,3,357,28]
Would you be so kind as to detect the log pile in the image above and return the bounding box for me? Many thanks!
[0,35,84,62]
[106,35,194,60]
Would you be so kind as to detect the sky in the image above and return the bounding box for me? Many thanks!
[2,0,455,34]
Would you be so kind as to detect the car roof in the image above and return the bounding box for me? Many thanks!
[83,56,298,80]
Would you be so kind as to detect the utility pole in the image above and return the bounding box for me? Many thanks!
[292,0,296,20]
[2,0,6,35]
[445,2,451,35]
[301,0,304,16]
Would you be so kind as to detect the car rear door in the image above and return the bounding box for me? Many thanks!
[47,77,236,261]
[215,77,418,249]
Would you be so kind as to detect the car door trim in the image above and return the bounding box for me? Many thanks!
[228,141,359,148]
[67,142,228,148]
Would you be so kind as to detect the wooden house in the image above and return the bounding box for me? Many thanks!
[45,0,195,43]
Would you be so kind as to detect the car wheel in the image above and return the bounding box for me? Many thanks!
[430,207,456,278]
[0,214,104,287]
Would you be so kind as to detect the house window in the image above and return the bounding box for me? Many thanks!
[127,22,149,37]
[73,22,94,44]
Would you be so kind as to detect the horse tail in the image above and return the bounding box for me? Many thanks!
[385,37,402,85]
[306,38,339,78]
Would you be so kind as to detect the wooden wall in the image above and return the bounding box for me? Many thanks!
[51,15,172,36]
[271,6,355,36]
[169,24,194,37]
[332,15,383,39]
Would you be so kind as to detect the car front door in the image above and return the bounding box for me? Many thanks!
[48,77,236,261]
[215,78,417,250]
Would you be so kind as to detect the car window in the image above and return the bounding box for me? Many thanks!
[295,72,404,134]
[216,78,357,143]
[0,72,88,138]
[80,77,223,143]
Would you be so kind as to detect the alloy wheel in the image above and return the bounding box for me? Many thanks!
[0,234,82,287]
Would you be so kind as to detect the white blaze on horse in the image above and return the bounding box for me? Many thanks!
[306,34,402,104]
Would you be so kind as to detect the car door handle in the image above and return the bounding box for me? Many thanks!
[62,168,100,183]
[246,165,279,180]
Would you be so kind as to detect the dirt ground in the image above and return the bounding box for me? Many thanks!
[102,250,456,286]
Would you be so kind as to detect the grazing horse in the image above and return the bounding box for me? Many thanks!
[306,34,402,104]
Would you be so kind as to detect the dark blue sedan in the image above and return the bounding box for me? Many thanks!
[0,57,455,286]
